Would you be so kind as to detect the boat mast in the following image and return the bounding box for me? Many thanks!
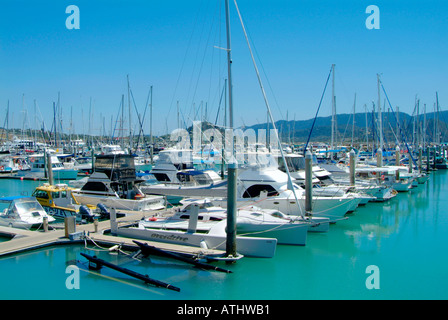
[436,92,440,145]
[127,75,132,153]
[330,64,335,158]
[224,0,237,258]
[377,74,383,165]
[233,0,304,218]
[351,93,356,147]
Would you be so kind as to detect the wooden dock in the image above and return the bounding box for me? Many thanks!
[0,209,225,258]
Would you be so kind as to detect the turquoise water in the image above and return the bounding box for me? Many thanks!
[0,171,447,300]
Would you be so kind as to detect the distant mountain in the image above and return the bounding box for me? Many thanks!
[246,111,448,144]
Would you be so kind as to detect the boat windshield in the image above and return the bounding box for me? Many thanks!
[14,200,43,215]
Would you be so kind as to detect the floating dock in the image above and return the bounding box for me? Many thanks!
[0,209,225,258]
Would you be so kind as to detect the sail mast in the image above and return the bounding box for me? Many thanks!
[224,0,237,258]
[330,64,335,157]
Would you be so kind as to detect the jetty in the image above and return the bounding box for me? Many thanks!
[0,209,225,258]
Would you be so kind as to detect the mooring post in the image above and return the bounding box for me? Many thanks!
[395,145,400,166]
[349,149,356,186]
[110,208,118,233]
[187,204,199,234]
[305,150,313,213]
[377,148,383,167]
[433,146,437,170]
[418,147,423,172]
[64,216,76,238]
[43,216,48,232]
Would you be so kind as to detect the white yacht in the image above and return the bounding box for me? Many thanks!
[210,158,361,223]
[140,199,314,245]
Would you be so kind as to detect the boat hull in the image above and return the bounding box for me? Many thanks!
[41,205,77,219]
[73,193,165,211]
[116,225,276,258]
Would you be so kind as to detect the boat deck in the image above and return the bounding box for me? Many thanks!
[0,208,225,258]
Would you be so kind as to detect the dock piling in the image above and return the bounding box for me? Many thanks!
[64,216,76,238]
[43,216,48,232]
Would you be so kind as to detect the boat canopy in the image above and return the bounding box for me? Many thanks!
[0,195,29,202]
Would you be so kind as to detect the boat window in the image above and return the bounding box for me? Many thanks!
[153,173,170,182]
[176,173,193,183]
[32,190,49,199]
[52,192,60,199]
[81,182,109,192]
[209,216,223,221]
[271,211,284,218]
[198,202,213,209]
[31,211,42,217]
[15,201,41,215]
[61,190,67,198]
[242,184,278,198]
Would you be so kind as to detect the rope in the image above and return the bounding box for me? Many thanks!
[233,0,304,218]
[304,66,333,155]
[380,79,418,167]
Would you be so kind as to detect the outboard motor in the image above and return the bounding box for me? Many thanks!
[97,203,110,219]
[79,205,94,222]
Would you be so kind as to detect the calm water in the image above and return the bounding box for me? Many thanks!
[0,170,447,300]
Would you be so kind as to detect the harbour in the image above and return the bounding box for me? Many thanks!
[0,165,447,299]
[1,0,447,302]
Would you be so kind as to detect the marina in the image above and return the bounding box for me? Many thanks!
[0,156,447,299]
[1,0,447,302]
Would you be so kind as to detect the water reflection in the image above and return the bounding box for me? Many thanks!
[339,174,438,254]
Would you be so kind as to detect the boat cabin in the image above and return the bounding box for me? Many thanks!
[94,154,137,182]
[32,183,81,209]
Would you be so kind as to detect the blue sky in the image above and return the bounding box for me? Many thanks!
[0,0,447,137]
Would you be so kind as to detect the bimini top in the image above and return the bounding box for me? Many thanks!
[0,195,31,202]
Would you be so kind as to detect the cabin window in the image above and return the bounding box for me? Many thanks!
[81,182,109,192]
[176,173,193,183]
[242,184,278,198]
[52,192,60,199]
[180,214,204,221]
[32,190,49,199]
[153,173,170,182]
[271,211,284,218]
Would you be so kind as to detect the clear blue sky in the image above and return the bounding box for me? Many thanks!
[0,0,447,137]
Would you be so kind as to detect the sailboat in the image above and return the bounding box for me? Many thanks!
[111,0,279,259]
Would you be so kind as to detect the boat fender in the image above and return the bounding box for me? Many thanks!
[108,245,120,252]
[199,240,208,249]
[148,217,157,221]
[0,166,3,170]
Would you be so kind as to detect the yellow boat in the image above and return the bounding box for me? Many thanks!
[32,183,97,221]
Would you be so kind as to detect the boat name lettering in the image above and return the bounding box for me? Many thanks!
[150,233,188,242]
